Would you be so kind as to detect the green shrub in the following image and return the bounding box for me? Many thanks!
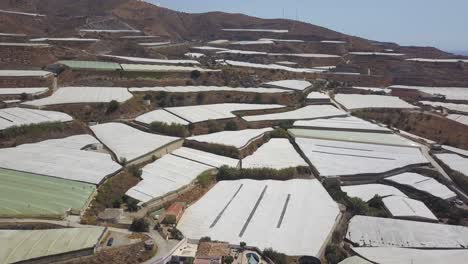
[150,121,190,137]
[325,244,346,264]
[191,70,201,79]
[106,100,120,114]
[143,94,152,100]
[263,248,287,264]
[2,122,65,139]
[347,197,370,216]
[184,257,194,264]
[269,128,289,138]
[322,178,348,204]
[126,197,139,212]
[451,171,468,193]
[197,171,215,187]
[199,236,211,242]
[129,218,149,232]
[163,214,177,225]
[254,94,262,103]
[223,256,234,264]
[20,92,28,100]
[127,165,142,178]
[207,120,223,133]
[196,93,205,104]
[217,166,309,181]
[367,195,391,217]
[224,120,239,131]
[170,227,184,240]
[112,198,122,208]
[278,120,294,129]
[156,91,168,100]
[184,141,240,159]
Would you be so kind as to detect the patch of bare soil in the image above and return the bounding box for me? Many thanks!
[81,170,140,225]
[44,95,152,123]
[354,109,468,149]
[59,242,154,264]
[161,182,215,209]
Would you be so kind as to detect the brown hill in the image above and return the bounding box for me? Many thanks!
[0,0,457,57]
[0,0,369,46]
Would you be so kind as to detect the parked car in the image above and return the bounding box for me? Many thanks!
[107,237,114,247]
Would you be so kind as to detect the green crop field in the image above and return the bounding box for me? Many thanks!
[0,168,96,219]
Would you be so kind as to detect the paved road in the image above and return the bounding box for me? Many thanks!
[142,229,180,264]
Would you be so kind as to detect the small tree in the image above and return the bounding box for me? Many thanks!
[20,92,28,101]
[200,236,211,242]
[348,197,369,216]
[196,93,205,104]
[325,244,346,264]
[112,198,122,208]
[184,257,194,264]
[191,70,201,79]
[239,242,246,249]
[107,100,120,114]
[197,171,214,188]
[224,120,238,131]
[254,93,262,103]
[127,165,142,177]
[163,214,177,225]
[170,227,184,240]
[129,217,149,232]
[223,256,234,264]
[263,248,287,264]
[270,128,289,138]
[127,197,139,212]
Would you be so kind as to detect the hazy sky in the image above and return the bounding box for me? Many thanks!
[149,0,468,53]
